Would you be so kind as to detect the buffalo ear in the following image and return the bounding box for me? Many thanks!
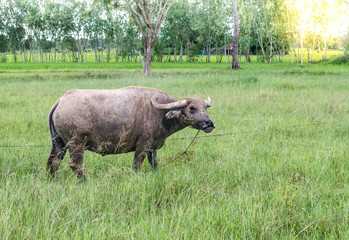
[165,110,181,119]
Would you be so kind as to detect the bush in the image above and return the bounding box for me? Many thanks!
[0,53,6,63]
[329,56,349,65]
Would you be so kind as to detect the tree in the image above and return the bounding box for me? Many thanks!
[231,0,240,69]
[85,5,106,63]
[0,4,8,61]
[192,0,225,63]
[5,0,27,63]
[124,0,173,75]
[161,0,196,63]
[239,1,254,62]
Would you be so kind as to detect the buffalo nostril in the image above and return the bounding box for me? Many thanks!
[205,118,214,127]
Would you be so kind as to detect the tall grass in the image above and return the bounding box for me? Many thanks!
[0,62,348,239]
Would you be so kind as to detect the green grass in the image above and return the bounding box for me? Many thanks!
[0,61,348,239]
[1,49,345,66]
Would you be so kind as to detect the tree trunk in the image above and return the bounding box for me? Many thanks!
[81,42,85,63]
[54,41,57,63]
[307,41,310,63]
[31,44,35,62]
[94,40,98,62]
[151,48,155,62]
[23,48,27,63]
[63,48,66,62]
[179,42,183,62]
[101,40,104,62]
[128,0,171,75]
[269,36,273,63]
[19,49,23,62]
[245,49,250,62]
[257,32,267,63]
[224,35,227,63]
[61,43,64,62]
[168,47,171,62]
[324,37,327,60]
[77,39,80,63]
[202,48,204,62]
[174,44,177,62]
[115,45,119,62]
[107,40,111,62]
[82,46,85,63]
[139,51,144,67]
[297,43,300,63]
[301,37,303,64]
[13,48,17,63]
[215,41,218,63]
[39,45,42,63]
[144,45,152,75]
[58,43,60,63]
[318,40,322,61]
[231,0,240,69]
[281,37,286,56]
[311,36,315,62]
[29,46,32,63]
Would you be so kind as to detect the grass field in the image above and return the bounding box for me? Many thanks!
[0,60,348,239]
[1,49,345,65]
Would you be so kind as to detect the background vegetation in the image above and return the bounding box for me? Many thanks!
[0,0,348,65]
[0,61,348,238]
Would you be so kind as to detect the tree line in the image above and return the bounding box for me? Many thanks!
[0,0,348,67]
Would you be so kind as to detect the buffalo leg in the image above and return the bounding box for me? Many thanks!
[147,151,158,170]
[68,143,86,180]
[47,135,67,177]
[133,147,147,169]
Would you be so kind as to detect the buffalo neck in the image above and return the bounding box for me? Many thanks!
[161,116,187,136]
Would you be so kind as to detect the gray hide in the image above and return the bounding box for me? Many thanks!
[47,86,214,180]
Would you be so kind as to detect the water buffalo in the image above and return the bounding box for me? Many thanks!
[47,86,214,180]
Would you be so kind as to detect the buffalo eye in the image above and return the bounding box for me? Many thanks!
[189,105,197,113]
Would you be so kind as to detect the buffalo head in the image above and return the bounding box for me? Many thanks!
[151,94,215,133]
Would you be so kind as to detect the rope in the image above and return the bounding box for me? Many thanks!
[159,130,200,168]
[1,121,346,169]
[168,121,330,141]
[0,121,346,148]
[0,144,50,148]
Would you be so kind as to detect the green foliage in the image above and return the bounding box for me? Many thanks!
[0,0,347,65]
[328,56,349,65]
[0,62,348,238]
[0,53,6,63]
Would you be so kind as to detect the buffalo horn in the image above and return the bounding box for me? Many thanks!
[205,93,212,107]
[151,97,189,110]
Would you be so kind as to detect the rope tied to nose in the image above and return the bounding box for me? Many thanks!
[159,130,200,168]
